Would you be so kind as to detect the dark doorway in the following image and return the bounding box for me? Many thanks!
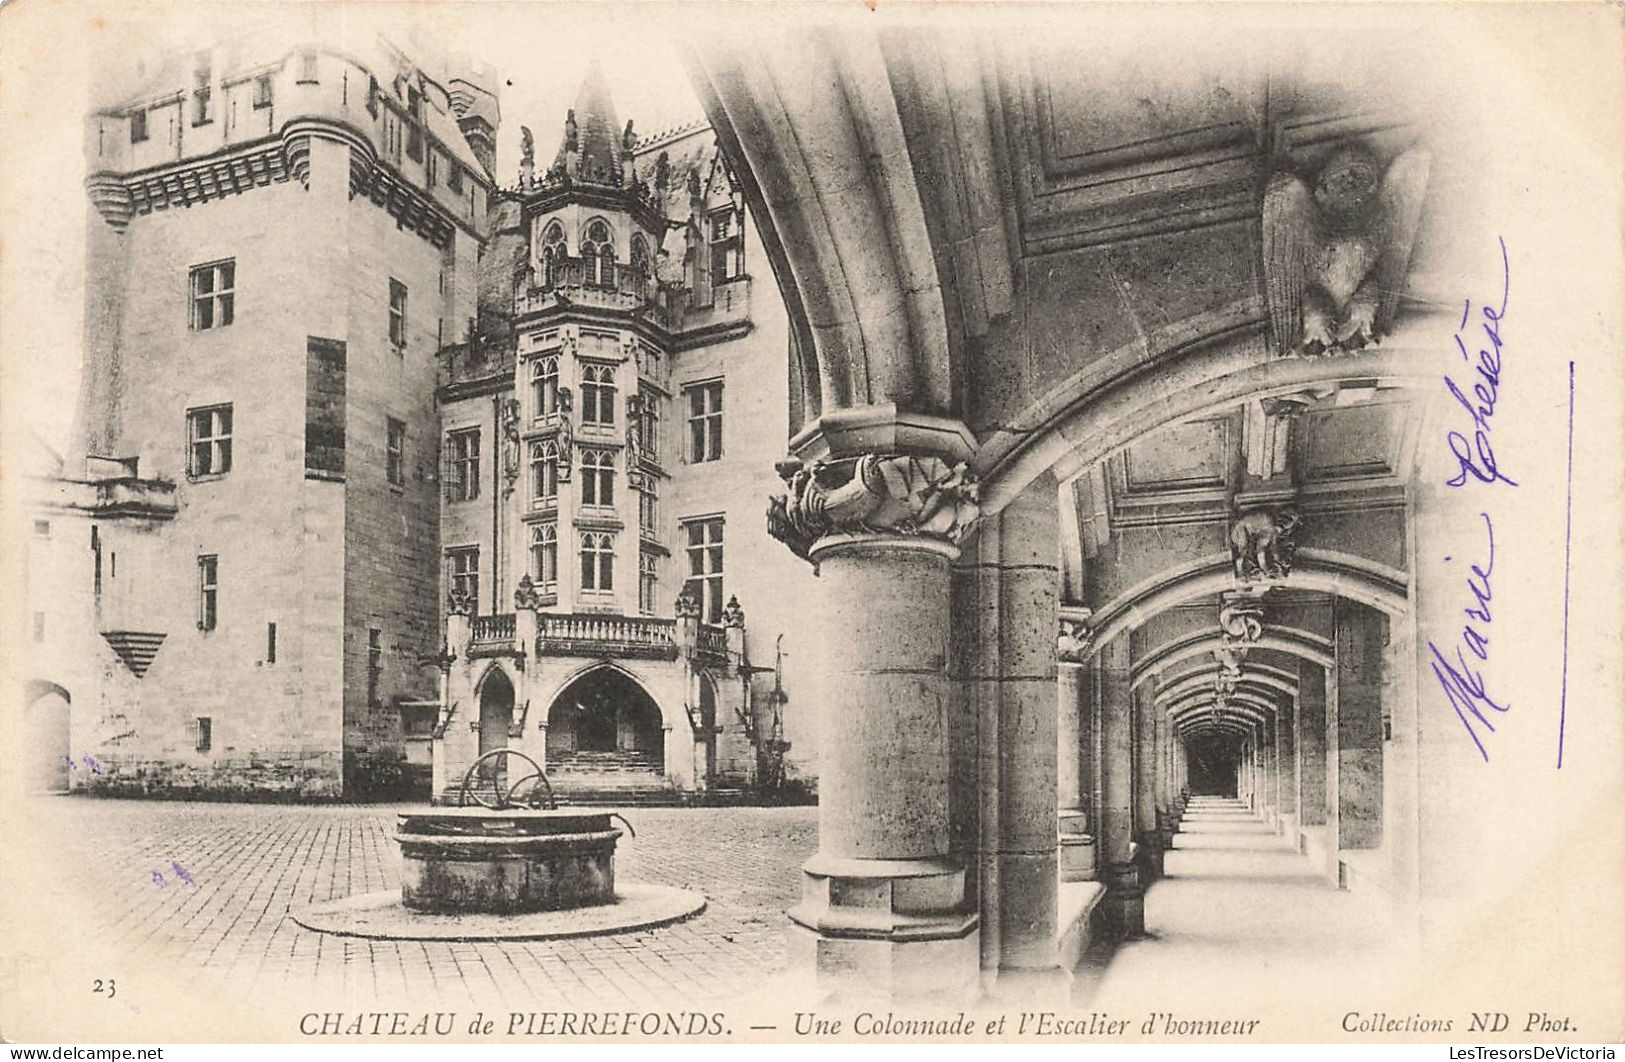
[1185,733,1241,796]
[546,667,664,772]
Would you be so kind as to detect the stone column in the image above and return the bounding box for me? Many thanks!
[770,449,983,999]
[1323,661,1342,881]
[1097,634,1143,939]
[1276,695,1298,838]
[1156,710,1176,848]
[1335,601,1385,854]
[1132,684,1163,880]
[989,485,1063,990]
[1056,654,1095,881]
[434,597,477,804]
[1296,660,1329,858]
[1261,718,1279,829]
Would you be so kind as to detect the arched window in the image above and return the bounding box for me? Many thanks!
[580,449,615,507]
[580,531,615,592]
[629,233,650,293]
[531,355,559,418]
[531,523,558,591]
[581,362,616,426]
[530,438,559,504]
[540,223,565,289]
[581,219,615,288]
[638,552,659,615]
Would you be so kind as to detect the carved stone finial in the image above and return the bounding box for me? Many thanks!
[514,573,541,611]
[721,595,745,629]
[766,453,982,563]
[1229,505,1299,583]
[675,586,701,620]
[520,125,534,163]
[447,587,475,617]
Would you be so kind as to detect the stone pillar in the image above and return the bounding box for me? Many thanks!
[1156,710,1176,847]
[1132,684,1163,880]
[1335,601,1385,853]
[770,448,983,999]
[786,532,975,995]
[989,486,1063,990]
[1323,661,1342,881]
[1276,695,1298,838]
[1056,657,1095,881]
[1262,718,1279,829]
[433,601,477,804]
[1097,635,1143,939]
[1296,661,1329,857]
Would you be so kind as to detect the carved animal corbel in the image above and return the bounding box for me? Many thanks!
[1263,140,1432,357]
[1229,506,1300,583]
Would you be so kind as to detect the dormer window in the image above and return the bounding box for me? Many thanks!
[252,75,274,110]
[130,109,149,144]
[710,207,743,281]
[191,55,213,125]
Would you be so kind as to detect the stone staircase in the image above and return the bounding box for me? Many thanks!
[543,751,682,807]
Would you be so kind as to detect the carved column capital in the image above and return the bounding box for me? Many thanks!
[514,573,541,611]
[766,452,982,563]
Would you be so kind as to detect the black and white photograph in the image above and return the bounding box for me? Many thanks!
[2,0,1621,1049]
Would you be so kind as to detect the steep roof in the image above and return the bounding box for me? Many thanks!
[549,60,630,185]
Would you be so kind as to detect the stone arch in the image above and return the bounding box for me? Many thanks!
[1087,552,1408,655]
[977,337,1434,516]
[24,679,71,705]
[474,663,516,759]
[1155,668,1297,706]
[1133,629,1333,688]
[543,661,666,772]
[24,680,72,793]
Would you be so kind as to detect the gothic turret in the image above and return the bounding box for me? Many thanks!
[550,61,628,187]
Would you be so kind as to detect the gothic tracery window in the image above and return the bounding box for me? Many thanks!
[581,219,615,288]
[540,223,565,289]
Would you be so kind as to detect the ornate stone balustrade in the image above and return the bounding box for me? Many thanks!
[469,612,516,649]
[512,259,674,327]
[536,613,678,660]
[695,624,729,660]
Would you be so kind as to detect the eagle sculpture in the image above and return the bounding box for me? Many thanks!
[1263,141,1431,357]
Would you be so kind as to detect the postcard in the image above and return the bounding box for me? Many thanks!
[1,0,1621,1047]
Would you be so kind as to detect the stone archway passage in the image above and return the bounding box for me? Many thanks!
[24,685,71,793]
[477,668,515,759]
[546,668,665,775]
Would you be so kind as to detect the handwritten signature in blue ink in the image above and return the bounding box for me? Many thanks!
[1428,511,1508,761]
[151,860,197,887]
[1444,237,1516,488]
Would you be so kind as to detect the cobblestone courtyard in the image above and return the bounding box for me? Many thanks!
[21,797,816,1015]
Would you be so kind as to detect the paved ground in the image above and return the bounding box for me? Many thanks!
[1073,796,1398,1027]
[22,797,816,1012]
